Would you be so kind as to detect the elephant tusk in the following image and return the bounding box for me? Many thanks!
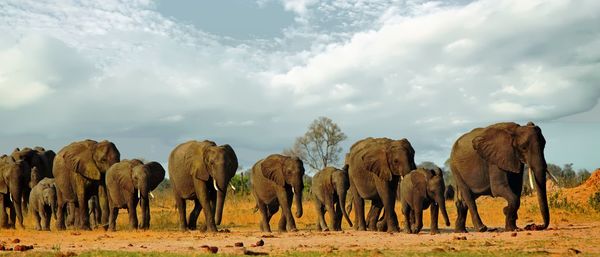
[149,192,155,199]
[292,187,295,194]
[213,179,221,192]
[137,190,141,198]
[528,167,535,190]
[547,170,559,184]
[230,184,236,191]
[9,194,12,202]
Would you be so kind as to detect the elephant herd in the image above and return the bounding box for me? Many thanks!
[0,121,553,234]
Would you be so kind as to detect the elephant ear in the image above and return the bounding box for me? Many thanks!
[261,156,285,186]
[144,162,166,191]
[472,128,521,173]
[185,145,210,181]
[74,155,102,180]
[363,148,392,181]
[220,144,239,174]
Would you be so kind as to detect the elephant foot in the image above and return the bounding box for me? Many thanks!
[289,228,299,232]
[476,225,488,232]
[322,228,330,232]
[454,227,468,233]
[430,229,439,235]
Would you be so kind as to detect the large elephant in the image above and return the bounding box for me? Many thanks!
[312,167,353,231]
[106,159,165,231]
[251,154,305,232]
[450,122,553,232]
[400,167,450,234]
[29,178,57,231]
[53,140,120,230]
[345,137,416,232]
[0,155,29,229]
[169,140,238,232]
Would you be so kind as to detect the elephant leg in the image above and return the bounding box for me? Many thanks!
[98,184,109,230]
[66,202,76,228]
[367,200,382,231]
[351,186,366,231]
[334,203,343,231]
[412,207,423,234]
[377,180,399,232]
[325,199,337,231]
[430,204,439,234]
[402,202,412,234]
[195,182,217,232]
[9,203,16,229]
[175,196,187,231]
[456,179,486,232]
[55,191,66,230]
[10,187,24,229]
[314,198,327,231]
[276,189,296,232]
[256,200,271,232]
[77,191,91,230]
[492,184,520,231]
[128,198,139,230]
[108,206,118,231]
[43,207,52,231]
[454,197,468,233]
[33,208,42,231]
[188,199,202,230]
[0,195,7,228]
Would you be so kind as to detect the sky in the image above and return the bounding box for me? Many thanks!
[0,0,599,174]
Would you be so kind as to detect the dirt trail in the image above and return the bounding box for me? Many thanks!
[2,223,600,255]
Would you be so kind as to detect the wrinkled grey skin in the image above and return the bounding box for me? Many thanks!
[312,167,353,231]
[169,140,238,232]
[450,122,550,232]
[29,178,57,231]
[345,137,417,232]
[400,168,450,234]
[0,155,29,229]
[106,159,165,231]
[251,154,305,232]
[53,140,120,231]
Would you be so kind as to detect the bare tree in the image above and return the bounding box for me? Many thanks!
[284,116,347,173]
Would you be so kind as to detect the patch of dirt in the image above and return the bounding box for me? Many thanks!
[558,169,600,204]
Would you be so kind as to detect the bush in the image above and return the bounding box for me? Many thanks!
[548,190,585,213]
[588,191,600,212]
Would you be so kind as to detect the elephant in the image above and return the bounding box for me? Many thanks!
[400,167,450,234]
[312,167,353,231]
[251,154,305,232]
[0,155,29,229]
[169,140,238,232]
[28,178,57,231]
[445,185,455,201]
[106,159,165,231]
[345,137,416,232]
[11,147,55,212]
[53,139,120,230]
[450,122,554,232]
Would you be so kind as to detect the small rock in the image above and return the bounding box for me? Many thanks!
[13,245,24,251]
[12,239,20,243]
[70,232,81,236]
[209,246,219,253]
[127,244,133,247]
[568,248,581,254]
[255,239,264,247]
[484,241,493,246]
[431,247,445,252]
[0,245,5,251]
[526,233,531,236]
[511,232,517,237]
[453,236,467,240]
[261,234,275,238]
[187,246,194,250]
[140,245,147,249]
[235,242,244,247]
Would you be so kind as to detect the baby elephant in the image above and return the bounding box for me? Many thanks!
[106,159,165,231]
[29,178,57,231]
[312,167,353,231]
[400,167,450,234]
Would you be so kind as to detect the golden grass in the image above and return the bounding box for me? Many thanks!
[14,190,600,232]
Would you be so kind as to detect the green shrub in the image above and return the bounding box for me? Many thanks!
[548,190,585,213]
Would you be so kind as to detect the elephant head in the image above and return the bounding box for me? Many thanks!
[189,142,238,225]
[331,169,353,227]
[41,180,58,220]
[93,140,121,173]
[473,122,550,229]
[261,155,305,218]
[426,168,450,227]
[131,161,166,200]
[362,138,417,181]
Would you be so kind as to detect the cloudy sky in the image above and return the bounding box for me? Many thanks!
[1,0,599,173]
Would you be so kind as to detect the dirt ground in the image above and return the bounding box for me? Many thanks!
[1,222,600,256]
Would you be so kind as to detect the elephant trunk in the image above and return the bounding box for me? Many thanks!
[293,186,303,218]
[437,195,450,227]
[215,186,226,226]
[533,166,550,229]
[338,189,353,227]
